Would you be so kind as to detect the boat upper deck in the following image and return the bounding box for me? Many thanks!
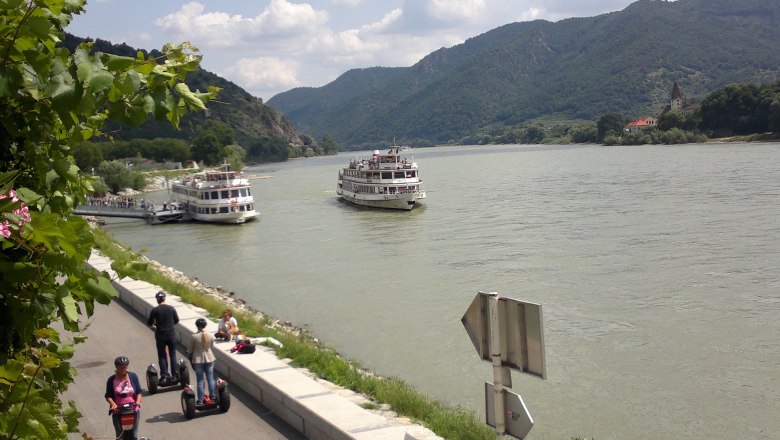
[348,149,417,171]
[179,170,251,190]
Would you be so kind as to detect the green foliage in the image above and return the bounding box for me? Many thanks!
[96,138,192,164]
[223,144,246,171]
[320,134,339,154]
[0,1,214,437]
[131,173,147,191]
[658,109,686,131]
[96,161,133,194]
[90,177,108,197]
[769,97,780,133]
[71,142,104,171]
[597,113,630,142]
[247,135,290,163]
[191,120,235,165]
[569,123,599,143]
[699,81,780,135]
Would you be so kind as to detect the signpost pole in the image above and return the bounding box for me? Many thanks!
[488,292,506,440]
[463,291,545,440]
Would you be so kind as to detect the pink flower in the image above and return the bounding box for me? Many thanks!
[14,205,31,225]
[1,190,30,236]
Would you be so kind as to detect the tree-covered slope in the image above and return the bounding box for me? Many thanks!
[268,0,780,148]
[62,35,316,150]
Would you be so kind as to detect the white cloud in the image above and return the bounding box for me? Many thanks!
[360,8,403,33]
[304,9,404,65]
[222,57,300,96]
[330,0,363,6]
[425,0,487,22]
[519,7,544,22]
[155,1,328,48]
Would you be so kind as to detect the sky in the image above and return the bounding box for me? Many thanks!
[68,0,642,102]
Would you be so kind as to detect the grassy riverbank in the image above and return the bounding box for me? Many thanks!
[92,227,495,440]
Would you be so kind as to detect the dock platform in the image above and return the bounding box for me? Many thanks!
[72,204,190,224]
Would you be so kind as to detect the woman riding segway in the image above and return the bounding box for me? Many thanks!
[105,356,142,440]
[181,318,230,419]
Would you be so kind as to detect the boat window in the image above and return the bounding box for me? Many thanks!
[211,191,218,199]
[221,190,229,199]
[382,172,392,179]
[231,189,239,198]
[219,206,228,214]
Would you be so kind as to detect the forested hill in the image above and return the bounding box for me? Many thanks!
[267,0,780,149]
[61,34,318,153]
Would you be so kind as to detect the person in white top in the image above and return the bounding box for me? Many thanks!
[215,309,239,341]
[188,318,216,405]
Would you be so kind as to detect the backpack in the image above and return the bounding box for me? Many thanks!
[230,339,255,354]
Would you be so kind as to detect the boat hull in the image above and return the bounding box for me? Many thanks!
[338,190,424,211]
[189,211,259,224]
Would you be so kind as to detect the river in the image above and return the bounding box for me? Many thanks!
[102,143,780,440]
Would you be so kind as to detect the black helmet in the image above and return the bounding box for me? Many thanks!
[155,291,166,303]
[114,356,130,366]
[195,318,207,329]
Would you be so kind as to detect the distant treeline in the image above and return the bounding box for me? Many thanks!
[73,119,340,173]
[461,81,780,146]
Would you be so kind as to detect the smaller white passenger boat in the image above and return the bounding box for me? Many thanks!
[337,148,426,210]
[170,167,259,224]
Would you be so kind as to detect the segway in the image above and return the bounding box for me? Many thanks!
[180,377,231,419]
[146,358,189,394]
[110,403,138,440]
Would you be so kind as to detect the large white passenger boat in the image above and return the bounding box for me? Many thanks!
[170,168,259,224]
[337,148,426,210]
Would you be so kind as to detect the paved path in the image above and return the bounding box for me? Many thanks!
[63,299,307,440]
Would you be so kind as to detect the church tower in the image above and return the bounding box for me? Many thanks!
[670,82,683,110]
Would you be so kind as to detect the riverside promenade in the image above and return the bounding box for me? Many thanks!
[70,251,441,440]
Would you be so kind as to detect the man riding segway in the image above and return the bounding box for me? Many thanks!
[147,291,181,384]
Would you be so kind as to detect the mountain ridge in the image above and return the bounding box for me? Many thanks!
[268,0,780,148]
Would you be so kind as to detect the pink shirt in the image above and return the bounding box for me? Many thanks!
[112,376,136,405]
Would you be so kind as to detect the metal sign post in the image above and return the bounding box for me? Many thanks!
[489,293,508,438]
[462,291,546,440]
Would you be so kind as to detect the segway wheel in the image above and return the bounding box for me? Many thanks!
[181,393,196,420]
[147,372,158,395]
[218,386,231,412]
